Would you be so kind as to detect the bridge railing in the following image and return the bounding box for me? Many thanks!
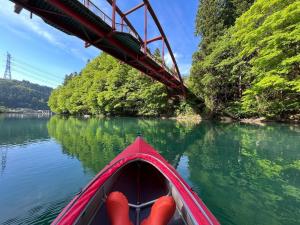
[145,52,178,80]
[78,0,139,40]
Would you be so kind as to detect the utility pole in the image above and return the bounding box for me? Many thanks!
[3,52,12,80]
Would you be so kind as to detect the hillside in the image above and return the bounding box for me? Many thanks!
[191,0,300,120]
[0,79,52,110]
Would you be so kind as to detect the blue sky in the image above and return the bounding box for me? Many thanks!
[0,0,199,88]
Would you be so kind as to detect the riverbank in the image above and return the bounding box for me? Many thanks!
[171,114,202,124]
[41,112,300,125]
[0,107,52,114]
[219,114,300,125]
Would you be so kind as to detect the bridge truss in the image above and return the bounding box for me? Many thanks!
[11,0,187,96]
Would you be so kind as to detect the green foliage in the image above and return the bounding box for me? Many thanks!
[48,53,174,116]
[175,101,197,116]
[153,48,163,63]
[0,79,52,110]
[241,75,299,118]
[191,0,300,119]
[195,0,254,56]
[63,72,78,85]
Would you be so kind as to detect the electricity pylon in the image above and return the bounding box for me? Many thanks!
[3,52,12,80]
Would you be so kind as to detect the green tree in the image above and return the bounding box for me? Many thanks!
[63,72,78,85]
[195,0,254,57]
[191,0,300,119]
[48,53,175,116]
[234,0,300,118]
[153,48,163,63]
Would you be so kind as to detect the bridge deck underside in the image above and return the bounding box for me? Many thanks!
[11,0,186,95]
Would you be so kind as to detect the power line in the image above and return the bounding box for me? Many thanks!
[12,67,59,85]
[2,59,62,82]
[11,61,62,83]
[1,53,69,87]
[11,57,64,79]
[1,53,78,87]
[12,68,60,86]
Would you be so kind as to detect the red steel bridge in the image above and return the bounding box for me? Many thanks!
[10,0,187,96]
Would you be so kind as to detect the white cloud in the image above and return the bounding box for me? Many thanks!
[0,0,64,48]
[163,52,191,75]
[164,52,182,67]
[70,48,88,63]
[22,17,64,48]
[0,23,32,41]
[0,0,100,62]
[179,63,191,76]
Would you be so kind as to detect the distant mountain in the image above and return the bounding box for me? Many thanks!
[0,79,52,110]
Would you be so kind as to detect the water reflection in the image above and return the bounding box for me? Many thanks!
[48,117,300,224]
[0,115,299,225]
[47,116,199,172]
[0,114,50,175]
[186,122,300,225]
[47,117,300,225]
[0,114,50,146]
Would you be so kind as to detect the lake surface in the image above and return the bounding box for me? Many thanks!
[0,114,299,225]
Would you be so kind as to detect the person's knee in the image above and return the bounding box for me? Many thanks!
[106,192,133,225]
[106,192,175,225]
[141,196,176,225]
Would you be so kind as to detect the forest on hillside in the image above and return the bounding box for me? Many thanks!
[190,0,300,120]
[0,79,52,110]
[48,0,299,120]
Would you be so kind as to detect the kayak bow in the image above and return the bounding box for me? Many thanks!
[52,137,220,225]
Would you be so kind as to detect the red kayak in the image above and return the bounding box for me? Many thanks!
[52,137,220,225]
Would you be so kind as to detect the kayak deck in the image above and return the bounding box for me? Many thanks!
[87,161,185,225]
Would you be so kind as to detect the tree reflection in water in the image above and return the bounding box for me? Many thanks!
[186,122,300,225]
[47,116,199,172]
[47,117,300,225]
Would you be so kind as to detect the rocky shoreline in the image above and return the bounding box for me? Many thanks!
[220,114,300,125]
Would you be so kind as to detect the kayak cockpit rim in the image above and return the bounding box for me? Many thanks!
[52,156,214,225]
[79,159,197,225]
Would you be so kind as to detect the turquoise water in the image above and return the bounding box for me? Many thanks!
[0,115,299,224]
